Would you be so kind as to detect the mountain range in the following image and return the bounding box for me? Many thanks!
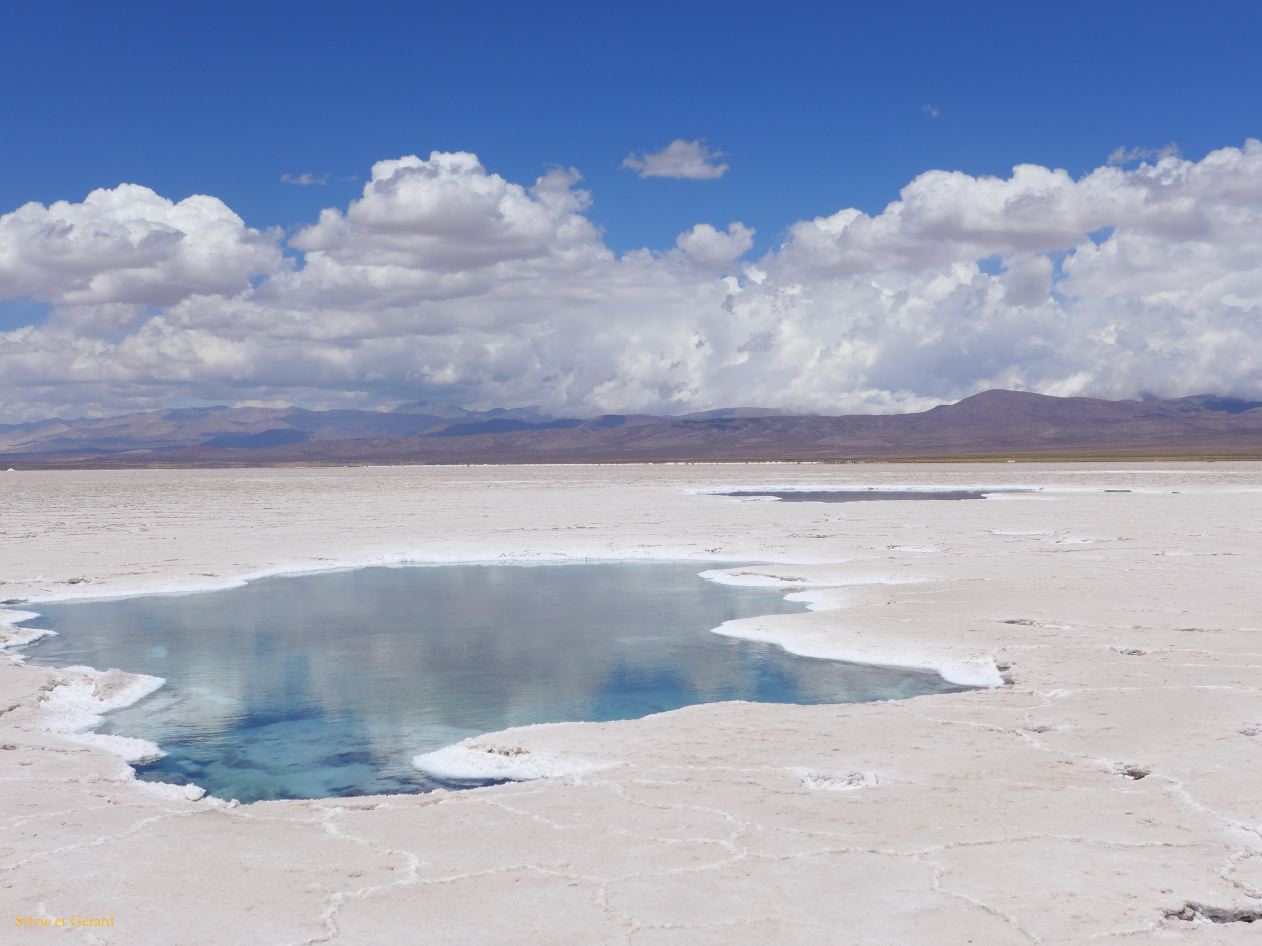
[3,390,1261,467]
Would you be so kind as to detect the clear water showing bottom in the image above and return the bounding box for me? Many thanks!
[24,563,967,802]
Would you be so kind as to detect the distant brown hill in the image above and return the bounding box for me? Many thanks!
[3,391,1262,467]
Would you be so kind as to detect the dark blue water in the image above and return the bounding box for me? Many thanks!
[22,563,966,802]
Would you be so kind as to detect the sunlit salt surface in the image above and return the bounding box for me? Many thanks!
[23,563,967,802]
[720,489,1027,502]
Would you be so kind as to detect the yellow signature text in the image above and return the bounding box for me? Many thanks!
[15,914,115,930]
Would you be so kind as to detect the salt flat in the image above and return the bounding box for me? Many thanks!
[2,462,1260,944]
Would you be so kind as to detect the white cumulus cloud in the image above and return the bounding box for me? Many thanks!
[281,172,330,186]
[2,141,1262,421]
[622,139,729,180]
[0,184,283,309]
[675,222,754,267]
[1106,143,1179,166]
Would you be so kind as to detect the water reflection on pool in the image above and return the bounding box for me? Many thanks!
[24,562,966,802]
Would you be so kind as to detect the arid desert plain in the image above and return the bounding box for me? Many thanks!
[2,462,1261,945]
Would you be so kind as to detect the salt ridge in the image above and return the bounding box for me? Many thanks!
[413,734,616,782]
[38,665,168,763]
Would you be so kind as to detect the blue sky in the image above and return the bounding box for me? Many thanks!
[2,0,1261,420]
[4,0,1259,254]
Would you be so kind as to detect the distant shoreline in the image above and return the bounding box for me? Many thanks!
[6,390,1260,468]
[7,452,1262,471]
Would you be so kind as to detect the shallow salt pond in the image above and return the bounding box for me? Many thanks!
[23,562,966,802]
[718,488,1030,502]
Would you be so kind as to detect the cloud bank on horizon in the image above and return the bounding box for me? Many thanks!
[2,140,1261,421]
